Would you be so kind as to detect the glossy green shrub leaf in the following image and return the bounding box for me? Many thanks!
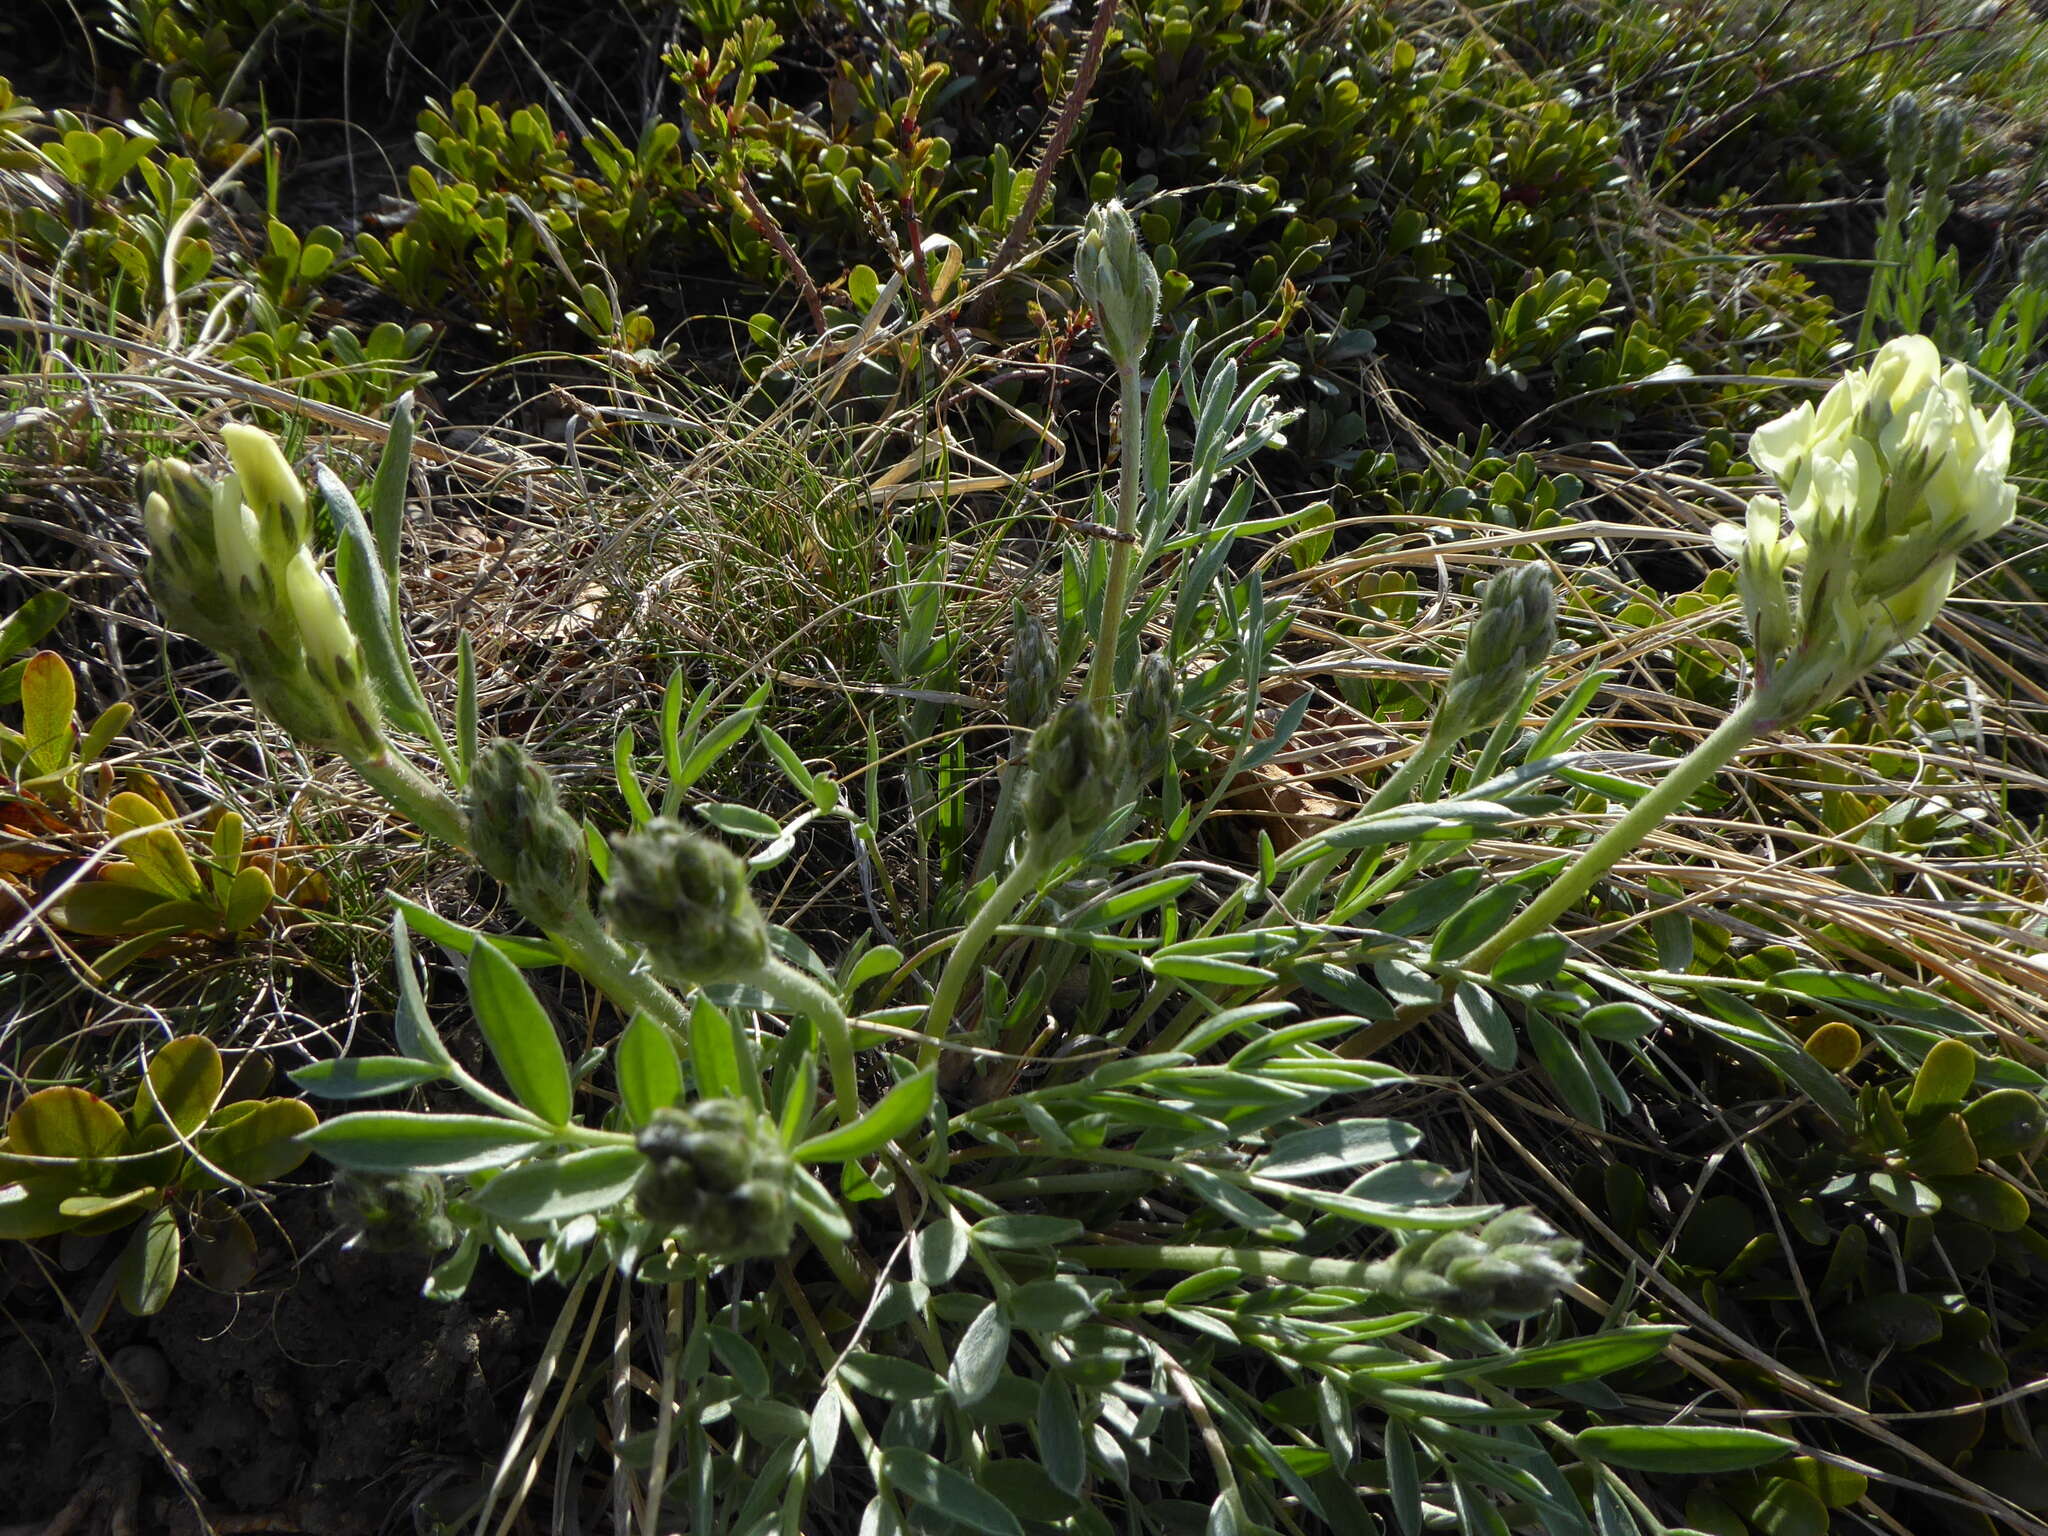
[0,589,68,664]
[466,939,572,1125]
[19,650,76,777]
[298,1111,552,1173]
[197,1099,317,1185]
[143,1036,222,1136]
[1907,1037,1977,1114]
[8,1086,127,1160]
[1572,1424,1795,1473]
[116,1206,180,1316]
[1963,1088,2047,1159]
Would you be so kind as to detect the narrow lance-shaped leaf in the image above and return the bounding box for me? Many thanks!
[466,939,573,1125]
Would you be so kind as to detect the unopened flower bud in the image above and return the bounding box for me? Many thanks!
[1885,92,1924,180]
[467,739,590,929]
[1925,103,1966,187]
[1429,564,1556,747]
[1073,200,1161,377]
[1364,1207,1580,1320]
[1024,698,1124,847]
[633,1100,793,1259]
[1005,604,1059,730]
[328,1170,457,1255]
[601,819,770,986]
[221,422,309,567]
[213,474,272,613]
[1124,652,1176,784]
[2019,232,2048,293]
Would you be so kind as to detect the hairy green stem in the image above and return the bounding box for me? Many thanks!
[1465,687,1778,973]
[739,957,859,1126]
[1088,364,1147,707]
[351,746,468,848]
[1075,1242,1376,1289]
[548,909,696,1041]
[919,847,1048,1070]
[1273,736,1443,917]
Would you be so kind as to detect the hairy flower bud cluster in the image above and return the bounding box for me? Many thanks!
[632,1100,794,1259]
[328,1170,457,1255]
[1072,200,1161,377]
[1428,564,1557,747]
[467,739,590,929]
[1004,604,1060,730]
[137,427,383,756]
[1123,652,1177,785]
[601,819,770,986]
[1720,334,2017,711]
[1363,1209,1580,1320]
[1024,698,1124,850]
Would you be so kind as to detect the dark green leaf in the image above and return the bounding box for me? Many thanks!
[1491,934,1569,987]
[116,1207,180,1317]
[1572,1424,1795,1474]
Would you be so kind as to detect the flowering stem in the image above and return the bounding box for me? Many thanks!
[1088,364,1147,708]
[919,845,1048,1070]
[1072,1243,1374,1290]
[351,747,469,849]
[739,958,859,1126]
[1464,688,1778,974]
[549,909,696,1041]
[1273,737,1443,917]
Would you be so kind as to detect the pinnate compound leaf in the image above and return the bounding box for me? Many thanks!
[467,939,572,1124]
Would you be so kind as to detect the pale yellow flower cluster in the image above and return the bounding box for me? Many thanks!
[1719,335,2018,709]
[139,426,383,754]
